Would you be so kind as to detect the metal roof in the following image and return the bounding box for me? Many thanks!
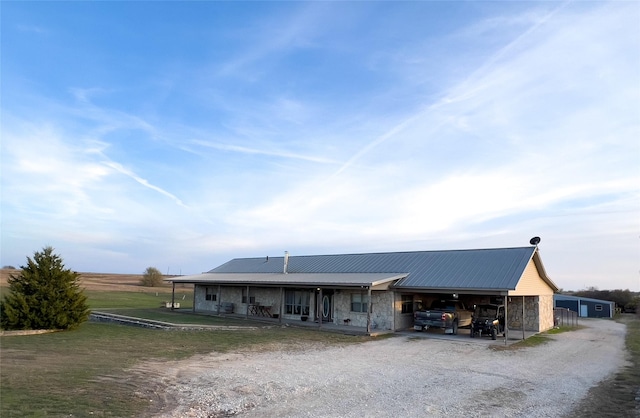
[554,294,615,305]
[169,246,555,292]
[169,272,407,288]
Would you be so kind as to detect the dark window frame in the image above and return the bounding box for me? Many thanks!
[350,292,369,313]
[401,294,413,314]
[241,288,255,304]
[205,287,217,301]
[284,289,310,316]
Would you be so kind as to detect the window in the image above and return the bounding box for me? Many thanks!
[285,290,310,315]
[401,295,413,314]
[595,304,603,311]
[242,288,255,304]
[205,287,217,301]
[351,292,369,313]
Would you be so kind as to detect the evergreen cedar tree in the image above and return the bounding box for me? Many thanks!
[0,246,90,331]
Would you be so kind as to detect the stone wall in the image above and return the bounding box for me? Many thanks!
[193,285,554,333]
[371,291,394,330]
[333,290,394,330]
[194,285,243,313]
[507,296,541,332]
[334,291,366,327]
[194,285,283,316]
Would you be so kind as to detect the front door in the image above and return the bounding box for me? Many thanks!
[322,291,333,322]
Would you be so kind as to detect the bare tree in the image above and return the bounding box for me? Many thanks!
[140,267,163,287]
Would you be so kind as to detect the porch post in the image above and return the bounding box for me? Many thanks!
[279,287,284,323]
[366,286,372,334]
[318,288,323,328]
[171,282,175,311]
[217,284,221,315]
[245,285,250,319]
[504,295,509,345]
[522,296,526,340]
[392,290,396,332]
[192,284,196,313]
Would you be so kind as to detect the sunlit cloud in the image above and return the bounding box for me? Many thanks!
[102,161,188,208]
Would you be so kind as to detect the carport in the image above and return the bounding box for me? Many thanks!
[391,246,558,338]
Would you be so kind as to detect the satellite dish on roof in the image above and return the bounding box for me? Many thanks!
[529,236,541,246]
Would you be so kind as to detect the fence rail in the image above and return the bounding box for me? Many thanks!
[554,307,578,327]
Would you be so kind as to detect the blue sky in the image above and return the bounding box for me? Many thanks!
[1,1,638,291]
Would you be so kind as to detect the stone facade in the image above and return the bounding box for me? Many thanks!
[371,291,394,330]
[194,285,283,316]
[193,284,555,334]
[507,296,554,332]
[332,290,393,329]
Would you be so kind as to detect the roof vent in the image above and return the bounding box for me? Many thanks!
[283,251,289,274]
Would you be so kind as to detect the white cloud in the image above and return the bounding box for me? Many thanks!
[1,2,637,290]
[102,160,188,208]
[190,139,341,165]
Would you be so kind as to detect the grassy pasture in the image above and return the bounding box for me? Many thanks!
[0,271,369,417]
[86,289,194,310]
[98,308,252,326]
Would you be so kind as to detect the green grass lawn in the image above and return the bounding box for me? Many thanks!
[86,289,194,310]
[99,308,252,325]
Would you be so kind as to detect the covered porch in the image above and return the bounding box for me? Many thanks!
[167,272,407,335]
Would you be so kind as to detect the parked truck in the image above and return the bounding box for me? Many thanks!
[413,300,473,334]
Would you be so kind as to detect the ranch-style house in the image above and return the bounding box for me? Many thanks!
[167,246,558,336]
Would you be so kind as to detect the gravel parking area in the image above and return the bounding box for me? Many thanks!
[146,319,627,417]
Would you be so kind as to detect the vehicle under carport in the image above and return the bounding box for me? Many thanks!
[391,246,558,339]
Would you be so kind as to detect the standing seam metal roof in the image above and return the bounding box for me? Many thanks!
[168,272,406,287]
[206,247,544,291]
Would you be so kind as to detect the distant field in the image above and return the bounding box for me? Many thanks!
[1,268,197,321]
[1,268,194,308]
[0,268,186,292]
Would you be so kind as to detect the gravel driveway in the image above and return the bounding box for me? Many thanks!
[147,318,627,417]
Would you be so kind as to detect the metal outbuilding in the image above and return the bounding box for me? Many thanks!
[554,294,615,318]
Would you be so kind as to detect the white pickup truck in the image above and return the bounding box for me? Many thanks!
[413,300,473,334]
